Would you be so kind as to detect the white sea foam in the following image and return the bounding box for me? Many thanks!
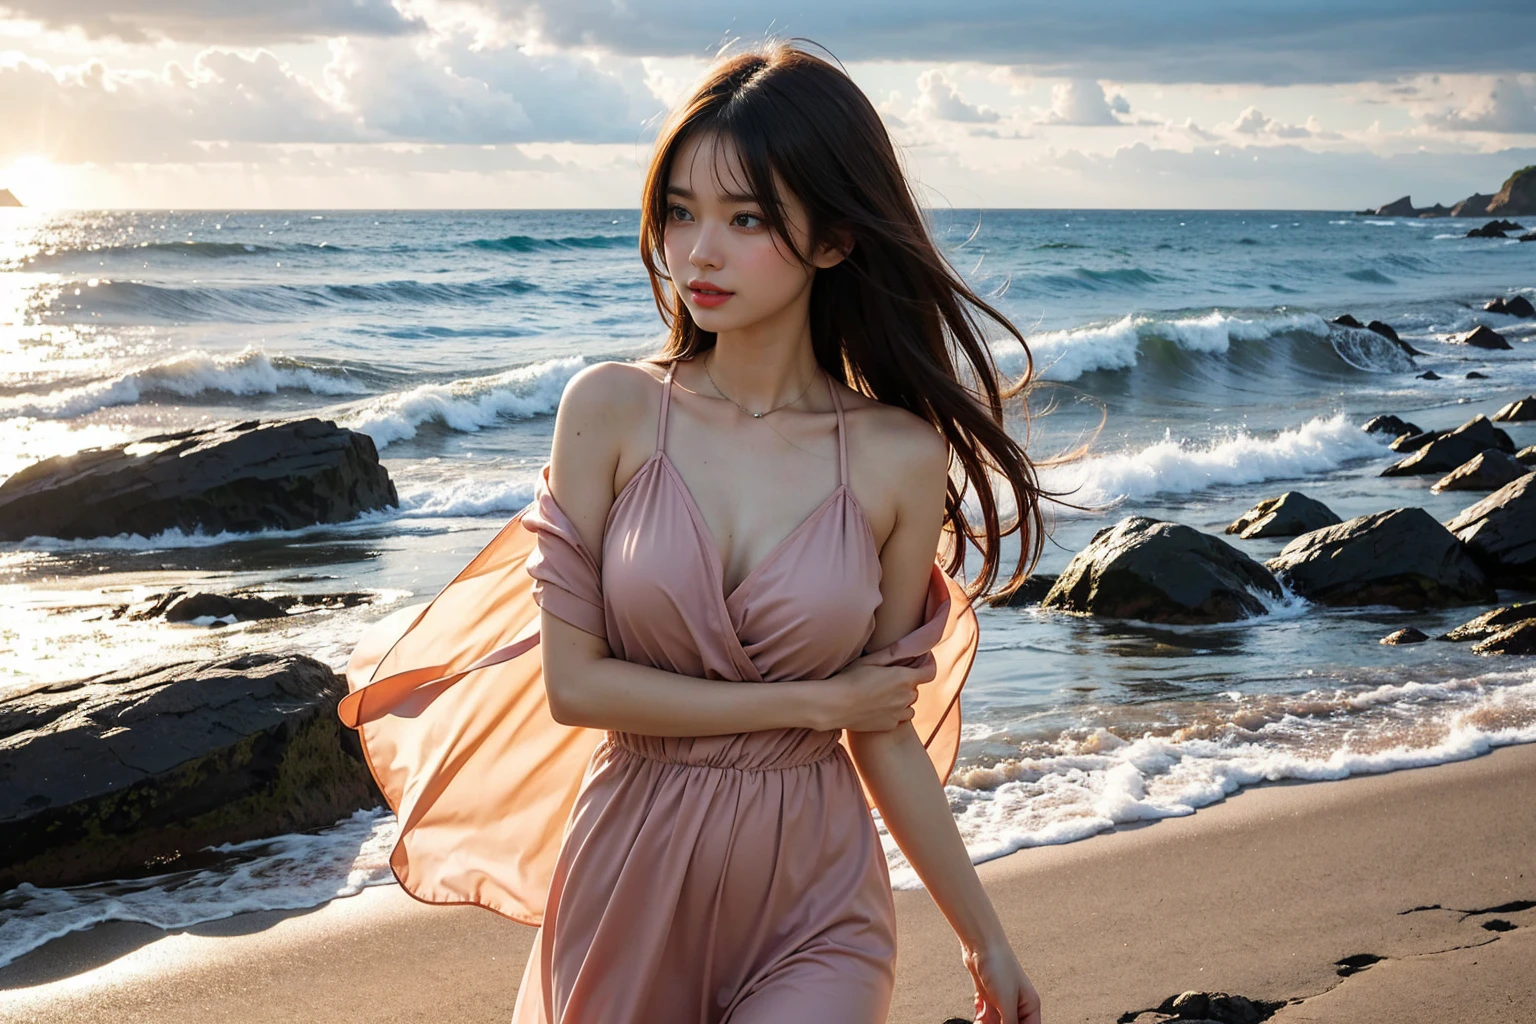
[882,673,1536,888]
[0,346,370,420]
[1004,310,1332,382]
[396,475,537,518]
[1041,412,1392,508]
[342,355,585,447]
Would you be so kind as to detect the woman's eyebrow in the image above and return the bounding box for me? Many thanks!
[666,184,760,204]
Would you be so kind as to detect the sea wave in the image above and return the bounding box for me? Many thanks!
[0,347,373,420]
[466,233,636,253]
[341,355,586,447]
[880,671,1536,888]
[1041,412,1392,507]
[42,275,540,324]
[15,240,343,270]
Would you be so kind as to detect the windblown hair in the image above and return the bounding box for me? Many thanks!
[638,39,1086,603]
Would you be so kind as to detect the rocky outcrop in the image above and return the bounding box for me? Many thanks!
[1041,517,1282,624]
[0,417,398,542]
[1225,491,1341,539]
[984,574,1058,608]
[1485,296,1535,318]
[1265,508,1494,609]
[1452,194,1493,218]
[1363,320,1423,357]
[1390,429,1443,453]
[1467,221,1520,239]
[1487,166,1536,217]
[1448,325,1510,350]
[1472,620,1536,656]
[1381,415,1514,476]
[1445,473,1536,586]
[116,587,376,624]
[1381,627,1429,645]
[1430,450,1530,493]
[1493,396,1536,422]
[1439,603,1536,643]
[1331,314,1364,329]
[1357,196,1418,217]
[1362,414,1421,437]
[1519,445,1536,467]
[0,653,381,891]
[1418,371,1441,380]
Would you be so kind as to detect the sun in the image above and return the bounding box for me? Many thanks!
[2,155,67,209]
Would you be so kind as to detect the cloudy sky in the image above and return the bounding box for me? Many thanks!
[3,0,1534,209]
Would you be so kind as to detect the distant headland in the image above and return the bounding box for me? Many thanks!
[1356,165,1535,218]
[0,189,22,207]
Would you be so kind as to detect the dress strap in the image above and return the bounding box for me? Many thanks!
[826,375,847,487]
[657,360,676,453]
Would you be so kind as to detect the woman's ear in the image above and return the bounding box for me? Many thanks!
[812,228,855,270]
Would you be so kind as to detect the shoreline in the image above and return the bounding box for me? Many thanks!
[2,741,1532,1023]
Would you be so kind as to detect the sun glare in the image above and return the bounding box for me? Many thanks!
[2,155,64,209]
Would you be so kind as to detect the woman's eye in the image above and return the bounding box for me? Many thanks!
[668,204,692,222]
[732,212,764,229]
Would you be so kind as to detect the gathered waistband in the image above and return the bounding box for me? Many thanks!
[600,729,847,772]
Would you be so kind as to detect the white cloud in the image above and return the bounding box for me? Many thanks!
[0,0,417,42]
[1230,106,1338,140]
[1036,79,1130,126]
[913,69,1000,123]
[1420,75,1536,133]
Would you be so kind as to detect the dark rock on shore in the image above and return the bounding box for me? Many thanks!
[1390,429,1443,453]
[984,573,1058,608]
[1363,320,1424,357]
[1381,627,1429,645]
[1485,295,1535,318]
[1417,370,1441,380]
[1444,473,1536,586]
[1041,516,1282,624]
[1225,491,1341,539]
[1381,415,1514,476]
[1438,603,1536,642]
[1493,396,1536,422]
[0,418,398,542]
[1467,371,1489,380]
[1471,620,1536,656]
[1430,450,1530,493]
[1519,446,1536,467]
[1331,314,1364,329]
[0,653,381,891]
[1449,325,1511,350]
[1362,414,1421,437]
[1467,221,1513,238]
[162,592,289,623]
[118,587,378,623]
[1264,508,1494,609]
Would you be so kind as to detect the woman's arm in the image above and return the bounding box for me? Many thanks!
[844,411,1042,1024]
[539,362,925,737]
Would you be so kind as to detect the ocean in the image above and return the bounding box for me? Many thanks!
[2,207,1535,965]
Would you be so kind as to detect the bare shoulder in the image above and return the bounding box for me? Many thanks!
[834,382,949,498]
[558,359,663,423]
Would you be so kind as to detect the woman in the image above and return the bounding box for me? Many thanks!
[341,40,1050,1024]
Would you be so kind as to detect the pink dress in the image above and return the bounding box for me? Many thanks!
[337,359,979,1023]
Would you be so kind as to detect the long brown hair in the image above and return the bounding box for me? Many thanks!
[639,39,1083,603]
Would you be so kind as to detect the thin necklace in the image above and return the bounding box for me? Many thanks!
[701,351,820,418]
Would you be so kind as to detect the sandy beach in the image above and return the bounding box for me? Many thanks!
[2,741,1531,1024]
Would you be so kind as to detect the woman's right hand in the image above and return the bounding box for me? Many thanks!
[817,652,937,733]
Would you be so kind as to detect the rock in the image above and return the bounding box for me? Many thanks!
[1225,491,1342,539]
[1518,445,1536,467]
[1381,627,1429,645]
[162,592,290,623]
[1417,371,1441,380]
[1362,414,1422,437]
[1486,167,1536,217]
[1472,620,1536,656]
[984,573,1058,607]
[1150,989,1284,1024]
[1331,314,1364,328]
[1390,429,1444,453]
[1368,196,1418,218]
[1364,320,1424,357]
[1416,204,1450,218]
[0,653,381,890]
[1448,325,1511,350]
[1452,193,1493,218]
[1485,295,1536,318]
[1467,371,1489,379]
[1041,516,1282,624]
[1439,603,1536,642]
[1493,396,1536,422]
[1265,507,1494,609]
[1381,415,1514,475]
[1522,232,1536,242]
[1466,222,1508,238]
[1445,472,1536,585]
[1430,450,1530,493]
[0,418,398,542]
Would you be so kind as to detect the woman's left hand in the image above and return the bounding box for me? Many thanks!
[962,938,1042,1024]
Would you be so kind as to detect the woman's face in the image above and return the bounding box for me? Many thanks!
[661,131,845,335]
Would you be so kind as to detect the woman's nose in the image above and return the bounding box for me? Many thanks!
[689,222,723,271]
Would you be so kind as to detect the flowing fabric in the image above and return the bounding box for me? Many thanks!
[338,362,979,1021]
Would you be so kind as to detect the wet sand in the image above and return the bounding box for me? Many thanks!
[3,742,1533,1024]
